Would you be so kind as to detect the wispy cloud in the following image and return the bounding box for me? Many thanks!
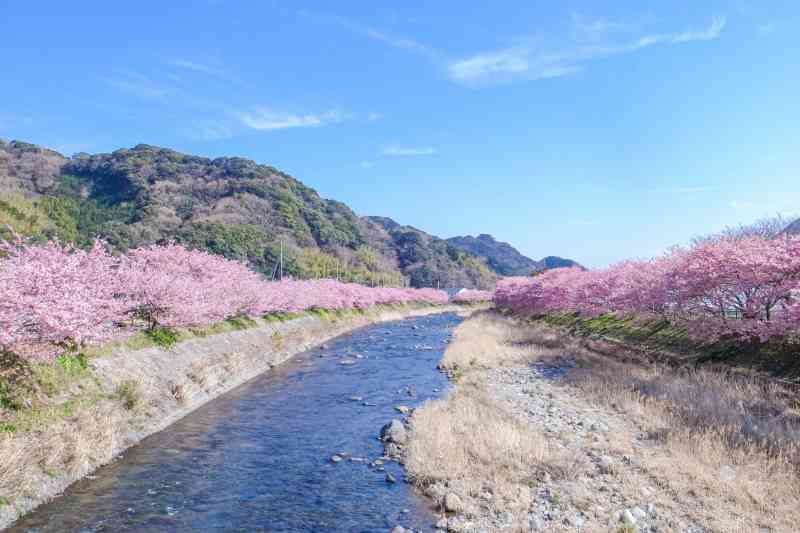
[235,107,344,131]
[649,185,720,194]
[170,59,226,77]
[298,10,443,62]
[381,146,436,156]
[307,10,725,88]
[728,199,788,211]
[168,59,245,85]
[570,13,635,38]
[449,16,726,85]
[102,70,176,101]
[191,120,234,140]
[756,22,777,36]
[51,142,94,155]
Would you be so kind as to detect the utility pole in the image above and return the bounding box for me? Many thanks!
[279,238,283,280]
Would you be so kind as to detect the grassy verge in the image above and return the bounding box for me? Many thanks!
[539,312,800,380]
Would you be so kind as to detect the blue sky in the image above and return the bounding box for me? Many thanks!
[1,1,798,267]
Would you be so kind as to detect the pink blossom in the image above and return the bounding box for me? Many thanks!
[493,236,800,343]
[0,238,449,360]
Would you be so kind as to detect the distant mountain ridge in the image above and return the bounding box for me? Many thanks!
[783,218,800,236]
[447,233,581,276]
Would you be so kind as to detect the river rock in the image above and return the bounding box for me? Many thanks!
[597,455,615,474]
[380,419,408,445]
[621,509,637,525]
[444,492,464,513]
[390,527,405,533]
[330,455,343,463]
[385,443,403,458]
[395,405,412,414]
[386,472,397,483]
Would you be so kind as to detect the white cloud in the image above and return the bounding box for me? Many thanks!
[570,13,634,38]
[730,200,774,210]
[448,16,726,86]
[381,146,436,156]
[103,71,176,100]
[194,120,233,140]
[235,108,344,131]
[51,142,93,155]
[299,10,443,62]
[664,16,726,43]
[168,59,246,86]
[171,59,225,76]
[649,185,719,194]
[756,22,777,36]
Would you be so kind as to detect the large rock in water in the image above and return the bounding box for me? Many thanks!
[380,419,408,445]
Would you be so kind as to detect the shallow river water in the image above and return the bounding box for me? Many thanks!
[11,312,462,533]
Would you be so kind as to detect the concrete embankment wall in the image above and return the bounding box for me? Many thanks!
[0,304,464,530]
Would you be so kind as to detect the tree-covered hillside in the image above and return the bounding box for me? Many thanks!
[0,140,496,288]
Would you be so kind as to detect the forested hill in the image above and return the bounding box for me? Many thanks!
[0,139,501,288]
[447,233,581,276]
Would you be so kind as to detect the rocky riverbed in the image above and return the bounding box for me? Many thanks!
[404,312,787,533]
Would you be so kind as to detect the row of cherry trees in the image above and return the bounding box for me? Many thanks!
[495,235,800,343]
[0,238,448,359]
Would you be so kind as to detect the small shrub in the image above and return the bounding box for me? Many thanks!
[55,353,88,375]
[0,423,16,433]
[145,327,180,349]
[0,496,9,506]
[271,331,284,349]
[224,316,257,330]
[115,380,141,410]
[0,380,26,411]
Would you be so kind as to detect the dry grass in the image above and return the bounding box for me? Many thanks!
[0,400,126,503]
[439,311,564,372]
[407,312,579,529]
[562,347,800,531]
[410,311,800,532]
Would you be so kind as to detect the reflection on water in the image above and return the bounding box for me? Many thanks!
[11,313,461,533]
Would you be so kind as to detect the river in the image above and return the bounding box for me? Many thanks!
[10,312,461,532]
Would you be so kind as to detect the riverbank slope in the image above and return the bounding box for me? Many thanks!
[0,303,469,530]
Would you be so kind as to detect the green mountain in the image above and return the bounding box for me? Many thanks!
[0,139,495,289]
[447,233,580,276]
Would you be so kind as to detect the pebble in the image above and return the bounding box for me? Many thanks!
[386,473,397,483]
[330,455,343,463]
[444,493,464,513]
[598,455,615,474]
[621,509,637,525]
